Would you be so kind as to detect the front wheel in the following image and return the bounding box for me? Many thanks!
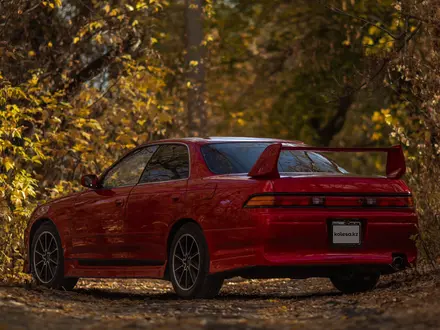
[31,222,79,290]
[169,223,224,299]
[330,272,379,294]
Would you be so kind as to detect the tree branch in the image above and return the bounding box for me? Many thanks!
[325,5,401,40]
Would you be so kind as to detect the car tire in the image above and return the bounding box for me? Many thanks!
[169,223,224,299]
[330,272,379,294]
[31,222,79,290]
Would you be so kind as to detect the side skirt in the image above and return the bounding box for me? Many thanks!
[77,259,164,267]
[64,258,167,279]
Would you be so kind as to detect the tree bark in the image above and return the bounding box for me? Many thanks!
[185,0,206,136]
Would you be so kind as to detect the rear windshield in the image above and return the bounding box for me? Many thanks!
[201,142,348,175]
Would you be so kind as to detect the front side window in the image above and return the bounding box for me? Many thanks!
[139,144,189,183]
[201,142,348,175]
[102,146,158,188]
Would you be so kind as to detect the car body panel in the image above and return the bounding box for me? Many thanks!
[126,179,188,262]
[71,186,133,260]
[272,175,410,194]
[24,137,418,280]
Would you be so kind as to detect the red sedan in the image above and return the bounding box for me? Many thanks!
[24,137,417,298]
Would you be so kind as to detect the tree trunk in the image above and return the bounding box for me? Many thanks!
[185,0,206,136]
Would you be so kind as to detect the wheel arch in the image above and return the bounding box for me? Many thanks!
[164,218,203,279]
[27,218,57,272]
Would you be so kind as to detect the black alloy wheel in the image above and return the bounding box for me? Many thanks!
[169,223,224,299]
[31,222,78,290]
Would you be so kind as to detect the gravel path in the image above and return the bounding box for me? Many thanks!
[1,269,439,329]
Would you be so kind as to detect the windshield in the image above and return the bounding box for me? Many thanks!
[201,142,348,175]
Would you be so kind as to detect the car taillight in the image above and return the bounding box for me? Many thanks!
[244,195,414,208]
[376,196,414,207]
[244,195,323,208]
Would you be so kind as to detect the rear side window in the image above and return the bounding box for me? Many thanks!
[139,144,189,183]
[201,143,347,175]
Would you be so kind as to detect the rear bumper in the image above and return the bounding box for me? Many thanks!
[255,209,418,267]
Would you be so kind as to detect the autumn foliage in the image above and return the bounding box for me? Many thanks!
[0,0,183,279]
[1,0,440,281]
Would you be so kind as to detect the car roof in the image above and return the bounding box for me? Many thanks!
[142,136,305,146]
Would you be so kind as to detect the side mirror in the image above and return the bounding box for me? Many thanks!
[81,174,100,189]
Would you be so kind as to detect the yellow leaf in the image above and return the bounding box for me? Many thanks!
[48,41,53,48]
[103,4,110,13]
[385,114,393,125]
[237,118,245,126]
[73,37,80,44]
[29,74,39,85]
[4,158,14,171]
[368,26,379,35]
[49,2,55,9]
[125,4,134,11]
[150,37,158,45]
[372,132,382,141]
[28,50,36,57]
[81,131,91,140]
[371,111,382,123]
[136,1,148,10]
[95,34,103,44]
[189,60,198,67]
[55,0,62,7]
[381,108,391,116]
[362,36,374,46]
[132,20,139,27]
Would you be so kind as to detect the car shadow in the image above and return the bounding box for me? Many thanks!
[72,287,342,302]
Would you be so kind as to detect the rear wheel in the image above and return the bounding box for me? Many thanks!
[169,223,224,299]
[31,222,79,290]
[330,272,379,294]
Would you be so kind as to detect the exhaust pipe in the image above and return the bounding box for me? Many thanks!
[391,255,406,270]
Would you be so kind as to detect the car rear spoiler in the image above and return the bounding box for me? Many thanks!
[248,143,406,179]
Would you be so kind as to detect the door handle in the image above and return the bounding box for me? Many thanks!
[115,199,124,207]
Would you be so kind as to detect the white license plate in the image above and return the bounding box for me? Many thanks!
[332,221,361,245]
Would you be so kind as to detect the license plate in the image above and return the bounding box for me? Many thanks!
[332,221,361,245]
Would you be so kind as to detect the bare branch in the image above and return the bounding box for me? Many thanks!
[325,5,400,40]
[326,3,423,98]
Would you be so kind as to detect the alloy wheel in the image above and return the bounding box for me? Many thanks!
[172,234,201,290]
[33,231,59,284]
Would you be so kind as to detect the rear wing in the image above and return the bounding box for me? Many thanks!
[248,143,406,180]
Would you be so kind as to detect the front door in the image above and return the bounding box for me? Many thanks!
[126,144,190,263]
[71,145,158,261]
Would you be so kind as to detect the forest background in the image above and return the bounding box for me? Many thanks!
[1,0,440,281]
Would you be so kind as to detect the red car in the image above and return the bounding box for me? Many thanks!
[24,137,417,298]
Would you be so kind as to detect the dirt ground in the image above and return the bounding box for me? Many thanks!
[1,268,439,330]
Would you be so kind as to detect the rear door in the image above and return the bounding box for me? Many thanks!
[126,144,190,263]
[71,146,157,261]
